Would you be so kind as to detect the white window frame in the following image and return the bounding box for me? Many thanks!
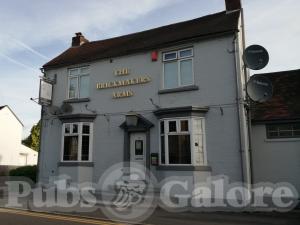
[162,48,194,89]
[159,117,206,166]
[67,66,90,99]
[61,122,93,162]
[266,123,300,139]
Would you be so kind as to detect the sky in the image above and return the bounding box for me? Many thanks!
[0,0,299,137]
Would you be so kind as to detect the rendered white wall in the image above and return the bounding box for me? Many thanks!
[0,106,38,166]
[252,124,300,193]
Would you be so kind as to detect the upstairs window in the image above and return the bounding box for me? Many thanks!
[68,66,90,99]
[266,123,300,139]
[62,122,93,162]
[163,48,194,89]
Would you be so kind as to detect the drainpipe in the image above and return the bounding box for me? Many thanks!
[240,8,254,186]
[232,14,252,189]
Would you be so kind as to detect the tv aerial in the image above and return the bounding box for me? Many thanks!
[246,75,273,103]
[243,45,269,70]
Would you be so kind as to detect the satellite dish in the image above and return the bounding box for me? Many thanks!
[48,106,62,115]
[61,103,73,114]
[243,45,269,70]
[246,75,273,103]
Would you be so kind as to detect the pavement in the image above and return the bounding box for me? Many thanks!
[0,187,299,225]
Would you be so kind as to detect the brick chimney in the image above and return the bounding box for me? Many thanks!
[225,0,241,11]
[72,32,89,47]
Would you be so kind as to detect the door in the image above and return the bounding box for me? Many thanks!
[130,132,146,180]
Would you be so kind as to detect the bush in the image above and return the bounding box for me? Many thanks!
[9,165,37,183]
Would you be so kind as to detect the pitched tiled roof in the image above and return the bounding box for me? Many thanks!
[0,105,6,110]
[43,10,240,69]
[251,69,300,122]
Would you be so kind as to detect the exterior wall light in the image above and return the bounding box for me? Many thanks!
[125,113,138,127]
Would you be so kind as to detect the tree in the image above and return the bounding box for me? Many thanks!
[22,120,41,151]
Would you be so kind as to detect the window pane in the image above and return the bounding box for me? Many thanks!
[164,61,178,89]
[279,131,293,137]
[168,135,191,164]
[161,136,165,164]
[80,67,89,75]
[80,75,90,98]
[81,136,90,161]
[180,59,193,86]
[267,126,278,132]
[72,124,78,134]
[179,49,192,58]
[278,124,293,131]
[294,130,300,136]
[69,69,79,76]
[181,120,189,132]
[135,140,144,156]
[293,124,300,130]
[160,121,165,134]
[63,136,78,161]
[164,52,177,61]
[65,124,70,134]
[268,131,279,138]
[69,77,78,98]
[83,124,90,134]
[169,121,177,132]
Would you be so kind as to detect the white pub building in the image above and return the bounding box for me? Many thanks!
[38,0,252,192]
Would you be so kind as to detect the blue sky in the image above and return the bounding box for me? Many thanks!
[0,0,299,137]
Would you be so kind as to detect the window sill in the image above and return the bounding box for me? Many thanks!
[156,165,211,171]
[158,85,199,94]
[58,162,94,167]
[63,98,90,103]
[264,138,300,142]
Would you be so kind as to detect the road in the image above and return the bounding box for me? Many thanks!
[0,208,126,225]
[0,207,299,225]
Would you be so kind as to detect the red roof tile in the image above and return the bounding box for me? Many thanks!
[251,69,300,122]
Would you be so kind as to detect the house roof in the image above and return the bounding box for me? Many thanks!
[251,69,300,122]
[0,105,24,126]
[43,10,240,69]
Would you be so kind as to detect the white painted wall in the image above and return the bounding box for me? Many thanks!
[252,124,300,193]
[39,34,248,185]
[0,106,38,166]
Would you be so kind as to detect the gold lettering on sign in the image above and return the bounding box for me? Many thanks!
[113,90,134,99]
[114,68,130,76]
[96,76,151,89]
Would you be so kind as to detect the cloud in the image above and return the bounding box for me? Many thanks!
[11,38,50,60]
[0,0,181,137]
[0,0,179,55]
[0,52,39,72]
[243,0,300,73]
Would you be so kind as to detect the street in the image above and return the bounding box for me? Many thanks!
[0,207,299,225]
[0,208,125,225]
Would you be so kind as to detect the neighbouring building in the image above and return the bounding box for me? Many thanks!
[0,105,38,168]
[38,0,252,191]
[251,69,300,193]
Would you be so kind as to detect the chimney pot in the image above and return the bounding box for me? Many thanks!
[72,32,89,47]
[225,0,241,11]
